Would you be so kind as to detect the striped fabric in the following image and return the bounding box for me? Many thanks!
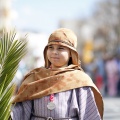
[11,87,101,120]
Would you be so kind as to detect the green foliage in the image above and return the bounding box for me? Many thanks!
[0,30,27,120]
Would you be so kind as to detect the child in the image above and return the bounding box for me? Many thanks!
[11,28,104,120]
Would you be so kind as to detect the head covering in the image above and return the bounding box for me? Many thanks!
[44,28,80,68]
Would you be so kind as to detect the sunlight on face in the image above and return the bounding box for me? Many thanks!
[47,44,71,68]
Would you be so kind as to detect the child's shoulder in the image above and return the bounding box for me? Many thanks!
[30,66,45,72]
[24,66,46,79]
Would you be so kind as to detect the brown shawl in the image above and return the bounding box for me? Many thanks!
[12,64,104,119]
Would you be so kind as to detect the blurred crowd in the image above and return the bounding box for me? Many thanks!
[82,50,120,97]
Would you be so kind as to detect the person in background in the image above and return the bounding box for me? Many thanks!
[105,53,119,97]
[116,52,120,96]
[11,28,104,120]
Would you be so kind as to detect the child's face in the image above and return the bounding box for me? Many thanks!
[47,44,71,68]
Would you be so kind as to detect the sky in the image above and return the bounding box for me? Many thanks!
[11,0,101,33]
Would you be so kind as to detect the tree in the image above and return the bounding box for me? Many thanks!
[0,30,27,120]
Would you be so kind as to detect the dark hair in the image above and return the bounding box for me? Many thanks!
[68,57,72,65]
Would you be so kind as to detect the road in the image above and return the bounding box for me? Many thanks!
[103,97,120,120]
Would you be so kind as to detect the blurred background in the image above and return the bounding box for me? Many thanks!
[0,0,120,119]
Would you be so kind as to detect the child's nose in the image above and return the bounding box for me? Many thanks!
[53,49,58,54]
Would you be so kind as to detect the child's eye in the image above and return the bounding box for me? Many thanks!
[58,47,64,50]
[48,46,53,49]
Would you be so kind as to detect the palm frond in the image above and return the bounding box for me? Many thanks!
[0,84,15,119]
[0,30,27,120]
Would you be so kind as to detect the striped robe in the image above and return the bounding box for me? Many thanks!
[11,87,101,120]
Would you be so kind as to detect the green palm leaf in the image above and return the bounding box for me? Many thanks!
[0,30,27,120]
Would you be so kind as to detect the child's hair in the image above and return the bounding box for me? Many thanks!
[68,57,72,65]
[43,28,80,68]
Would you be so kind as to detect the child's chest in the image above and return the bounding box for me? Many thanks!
[33,89,79,118]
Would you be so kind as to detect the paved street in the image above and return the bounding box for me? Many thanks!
[103,97,120,120]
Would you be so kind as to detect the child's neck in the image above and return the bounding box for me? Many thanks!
[50,64,68,69]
